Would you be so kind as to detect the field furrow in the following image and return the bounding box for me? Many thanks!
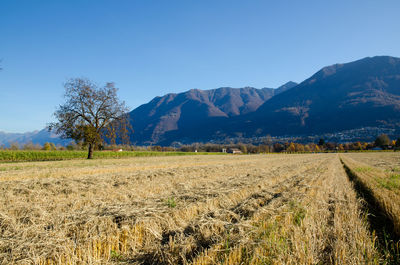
[127,159,328,264]
[340,154,400,263]
[189,155,378,265]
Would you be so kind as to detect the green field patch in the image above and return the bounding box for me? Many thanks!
[354,167,373,173]
[385,167,400,174]
[0,150,224,163]
[375,174,400,190]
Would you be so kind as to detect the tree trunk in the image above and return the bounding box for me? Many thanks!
[87,143,94,159]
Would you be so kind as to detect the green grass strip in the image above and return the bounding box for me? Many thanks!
[0,150,224,162]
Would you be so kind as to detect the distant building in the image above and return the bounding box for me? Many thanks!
[227,148,242,154]
[222,148,227,153]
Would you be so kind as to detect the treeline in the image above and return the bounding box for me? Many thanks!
[176,141,395,154]
[159,134,400,153]
[1,134,399,153]
[0,142,62,151]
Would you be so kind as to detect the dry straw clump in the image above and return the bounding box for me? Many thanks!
[0,154,386,264]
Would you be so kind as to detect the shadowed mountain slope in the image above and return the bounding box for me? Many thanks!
[129,82,296,144]
[130,56,400,145]
[234,56,400,137]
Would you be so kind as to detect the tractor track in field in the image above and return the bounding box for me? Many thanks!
[340,156,400,263]
[94,157,319,227]
[123,158,330,265]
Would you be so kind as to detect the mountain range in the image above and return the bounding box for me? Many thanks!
[225,56,400,138]
[0,130,69,147]
[128,56,400,145]
[1,56,399,146]
[128,81,297,144]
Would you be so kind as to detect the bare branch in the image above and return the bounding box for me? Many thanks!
[48,78,131,159]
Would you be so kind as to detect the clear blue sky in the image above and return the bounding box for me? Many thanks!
[1,0,399,132]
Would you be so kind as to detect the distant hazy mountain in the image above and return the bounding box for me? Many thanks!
[129,82,297,144]
[0,129,70,147]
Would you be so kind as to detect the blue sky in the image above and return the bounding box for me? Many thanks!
[1,0,400,132]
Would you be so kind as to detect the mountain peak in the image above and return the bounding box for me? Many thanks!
[130,55,400,145]
[129,85,286,144]
[307,56,400,84]
[276,81,298,93]
[247,55,400,138]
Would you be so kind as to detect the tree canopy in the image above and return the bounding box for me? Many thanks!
[374,134,390,149]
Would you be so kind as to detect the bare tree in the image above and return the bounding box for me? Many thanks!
[49,78,131,159]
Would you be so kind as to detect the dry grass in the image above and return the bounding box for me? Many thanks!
[0,154,388,264]
[341,154,400,234]
[190,155,378,265]
[341,153,400,263]
[343,152,400,174]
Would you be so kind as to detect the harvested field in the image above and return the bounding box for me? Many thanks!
[341,153,400,263]
[343,152,400,173]
[1,153,398,264]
